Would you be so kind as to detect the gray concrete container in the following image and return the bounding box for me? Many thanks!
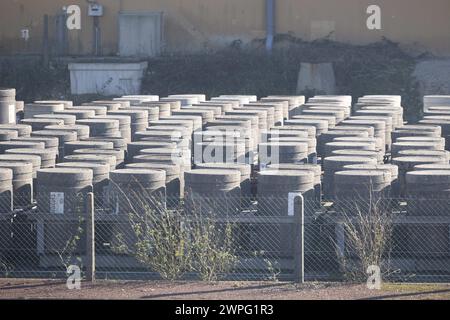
[0,124,32,137]
[0,168,13,213]
[5,148,57,169]
[44,124,90,140]
[323,156,378,199]
[21,118,64,131]
[0,161,33,207]
[64,140,114,156]
[33,114,77,125]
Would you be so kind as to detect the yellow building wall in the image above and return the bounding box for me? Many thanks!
[1,0,449,56]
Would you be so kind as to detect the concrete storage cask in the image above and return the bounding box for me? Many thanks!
[159,116,201,132]
[406,170,450,215]
[266,164,322,202]
[107,109,149,140]
[196,102,233,113]
[54,109,96,120]
[330,149,384,163]
[423,95,450,111]
[5,148,56,169]
[184,169,241,216]
[0,88,16,124]
[138,147,190,171]
[127,141,176,162]
[12,137,59,156]
[73,148,125,168]
[405,170,450,259]
[195,163,252,201]
[56,162,110,206]
[34,114,77,125]
[195,141,246,165]
[64,154,117,171]
[324,141,376,157]
[108,169,166,216]
[268,136,317,164]
[24,103,64,119]
[125,106,159,122]
[333,136,385,153]
[31,130,77,158]
[397,149,449,161]
[72,105,107,116]
[322,156,378,199]
[259,142,309,165]
[392,142,443,157]
[0,141,45,153]
[35,168,93,255]
[34,100,73,108]
[44,125,90,140]
[138,102,172,117]
[261,130,309,141]
[391,129,440,141]
[169,94,206,103]
[332,125,375,138]
[300,108,345,124]
[95,115,131,142]
[0,168,13,213]
[64,141,113,157]
[125,162,183,201]
[0,161,33,207]
[76,119,120,138]
[285,119,329,136]
[392,156,448,197]
[81,136,127,151]
[0,124,32,137]
[247,102,284,126]
[0,130,18,141]
[0,154,41,178]
[151,99,181,112]
[343,163,399,197]
[21,118,64,131]
[291,114,336,129]
[394,124,441,136]
[413,163,450,171]
[88,101,122,111]
[269,125,316,139]
[183,105,222,117]
[215,114,259,145]
[333,170,392,199]
[110,99,130,108]
[257,169,314,256]
[396,137,446,151]
[257,170,315,212]
[317,130,369,157]
[150,119,195,133]
[172,109,214,127]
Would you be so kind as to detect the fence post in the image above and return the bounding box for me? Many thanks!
[85,192,95,282]
[292,193,304,284]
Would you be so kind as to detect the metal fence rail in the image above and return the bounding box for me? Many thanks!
[0,188,449,283]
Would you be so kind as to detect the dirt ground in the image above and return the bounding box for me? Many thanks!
[0,279,449,300]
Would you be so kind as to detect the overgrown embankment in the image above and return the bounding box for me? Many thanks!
[0,37,421,121]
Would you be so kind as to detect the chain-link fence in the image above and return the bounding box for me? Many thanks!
[0,187,449,283]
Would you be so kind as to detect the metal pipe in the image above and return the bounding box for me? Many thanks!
[265,0,275,53]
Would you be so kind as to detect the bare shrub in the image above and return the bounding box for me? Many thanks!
[334,187,394,282]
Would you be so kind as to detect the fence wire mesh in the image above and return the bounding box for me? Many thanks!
[0,188,449,283]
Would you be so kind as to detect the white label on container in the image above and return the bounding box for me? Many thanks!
[8,104,15,124]
[50,192,65,214]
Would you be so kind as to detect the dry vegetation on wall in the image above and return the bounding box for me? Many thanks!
[0,37,421,121]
